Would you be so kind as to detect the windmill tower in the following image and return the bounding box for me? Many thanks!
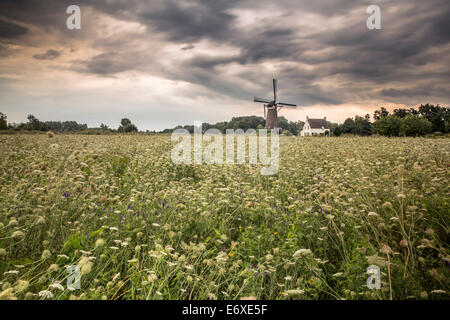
[253,79,297,130]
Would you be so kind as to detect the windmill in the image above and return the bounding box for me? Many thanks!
[253,79,297,130]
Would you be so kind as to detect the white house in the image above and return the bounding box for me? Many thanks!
[301,116,330,136]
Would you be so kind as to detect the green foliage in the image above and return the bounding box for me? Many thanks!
[418,103,450,133]
[393,108,419,118]
[121,123,139,133]
[332,125,342,137]
[373,104,450,136]
[162,116,303,136]
[26,114,46,131]
[375,115,403,136]
[342,118,356,134]
[110,156,131,177]
[373,107,390,121]
[355,115,374,136]
[399,115,432,136]
[63,233,85,252]
[332,115,374,136]
[118,118,138,133]
[0,112,7,130]
[121,118,132,127]
[376,115,433,137]
[8,114,88,132]
[44,121,88,132]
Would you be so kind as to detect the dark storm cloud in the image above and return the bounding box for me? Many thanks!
[33,49,60,60]
[381,84,447,98]
[0,1,66,29]
[181,44,195,50]
[73,51,144,75]
[136,0,237,42]
[0,19,28,39]
[1,0,449,107]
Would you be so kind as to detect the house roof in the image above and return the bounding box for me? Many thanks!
[307,118,330,129]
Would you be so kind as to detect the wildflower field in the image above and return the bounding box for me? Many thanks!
[0,134,448,300]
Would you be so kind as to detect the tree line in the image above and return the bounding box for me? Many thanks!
[161,115,304,136]
[1,103,448,137]
[330,104,449,137]
[0,114,139,134]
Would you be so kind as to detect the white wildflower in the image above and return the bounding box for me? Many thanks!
[38,290,53,299]
[293,249,312,259]
[12,231,25,240]
[4,270,19,275]
[431,290,446,294]
[49,283,65,291]
[112,273,120,282]
[285,289,305,295]
[95,239,105,249]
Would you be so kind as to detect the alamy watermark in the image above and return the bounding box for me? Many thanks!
[171,122,279,176]
[366,265,381,290]
[367,5,381,30]
[67,265,81,290]
[66,5,81,30]
[66,5,381,31]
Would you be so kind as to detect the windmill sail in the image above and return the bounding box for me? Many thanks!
[254,97,271,103]
[253,78,297,129]
[273,79,277,103]
[278,102,297,107]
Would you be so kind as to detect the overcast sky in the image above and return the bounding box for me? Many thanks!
[0,0,449,130]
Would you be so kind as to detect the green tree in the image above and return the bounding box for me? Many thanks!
[400,115,432,136]
[333,125,342,136]
[0,112,7,130]
[354,115,373,136]
[122,123,138,133]
[375,115,402,136]
[392,108,420,118]
[373,107,390,121]
[342,118,356,134]
[26,114,47,131]
[120,118,132,127]
[393,108,408,118]
[418,104,450,133]
[297,121,305,133]
[118,118,138,132]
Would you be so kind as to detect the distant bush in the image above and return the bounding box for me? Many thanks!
[376,115,432,137]
[0,112,7,130]
[399,115,432,137]
[375,116,403,136]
